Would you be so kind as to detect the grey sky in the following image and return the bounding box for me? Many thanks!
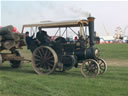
[1,1,128,36]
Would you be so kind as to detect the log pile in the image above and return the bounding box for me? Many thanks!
[0,25,25,50]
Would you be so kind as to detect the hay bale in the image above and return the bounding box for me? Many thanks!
[0,25,13,35]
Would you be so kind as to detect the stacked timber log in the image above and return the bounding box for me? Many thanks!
[0,25,25,50]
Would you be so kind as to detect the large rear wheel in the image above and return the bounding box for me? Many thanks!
[32,46,58,75]
[81,59,100,77]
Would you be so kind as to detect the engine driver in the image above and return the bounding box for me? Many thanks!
[36,27,50,45]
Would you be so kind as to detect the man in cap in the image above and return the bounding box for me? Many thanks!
[36,27,50,45]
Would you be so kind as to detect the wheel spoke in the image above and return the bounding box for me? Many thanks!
[47,56,54,60]
[34,55,42,59]
[47,50,51,57]
[38,50,43,57]
[40,48,45,54]
[98,59,107,74]
[44,48,48,57]
[34,57,42,61]
[47,63,53,67]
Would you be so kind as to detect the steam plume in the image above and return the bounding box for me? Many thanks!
[70,7,91,18]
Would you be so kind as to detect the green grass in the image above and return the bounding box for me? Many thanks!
[0,65,128,96]
[0,44,128,96]
[96,43,128,59]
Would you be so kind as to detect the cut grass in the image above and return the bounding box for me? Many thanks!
[0,64,128,96]
[0,44,128,96]
[96,43,128,59]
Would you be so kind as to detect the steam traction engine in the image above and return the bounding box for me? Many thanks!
[23,17,107,77]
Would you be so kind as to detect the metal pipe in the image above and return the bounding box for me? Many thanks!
[62,27,67,37]
[87,17,95,47]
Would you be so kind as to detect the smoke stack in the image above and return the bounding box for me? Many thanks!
[87,17,95,47]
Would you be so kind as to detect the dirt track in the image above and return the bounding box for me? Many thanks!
[105,59,128,67]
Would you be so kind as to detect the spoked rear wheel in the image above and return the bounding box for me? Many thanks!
[97,58,107,74]
[32,46,58,75]
[81,59,100,77]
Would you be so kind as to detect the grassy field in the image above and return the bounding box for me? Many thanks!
[0,44,128,96]
[96,43,128,59]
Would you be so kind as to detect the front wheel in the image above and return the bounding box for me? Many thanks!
[81,59,100,77]
[97,58,107,74]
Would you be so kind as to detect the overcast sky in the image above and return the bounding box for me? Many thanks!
[1,1,128,36]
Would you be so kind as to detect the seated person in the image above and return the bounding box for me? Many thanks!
[36,27,50,45]
[25,31,37,52]
[25,31,32,49]
[74,36,78,41]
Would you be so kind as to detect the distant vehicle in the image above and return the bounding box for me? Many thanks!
[22,17,107,77]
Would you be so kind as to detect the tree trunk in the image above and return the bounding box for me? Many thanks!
[2,40,15,50]
[0,25,13,35]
